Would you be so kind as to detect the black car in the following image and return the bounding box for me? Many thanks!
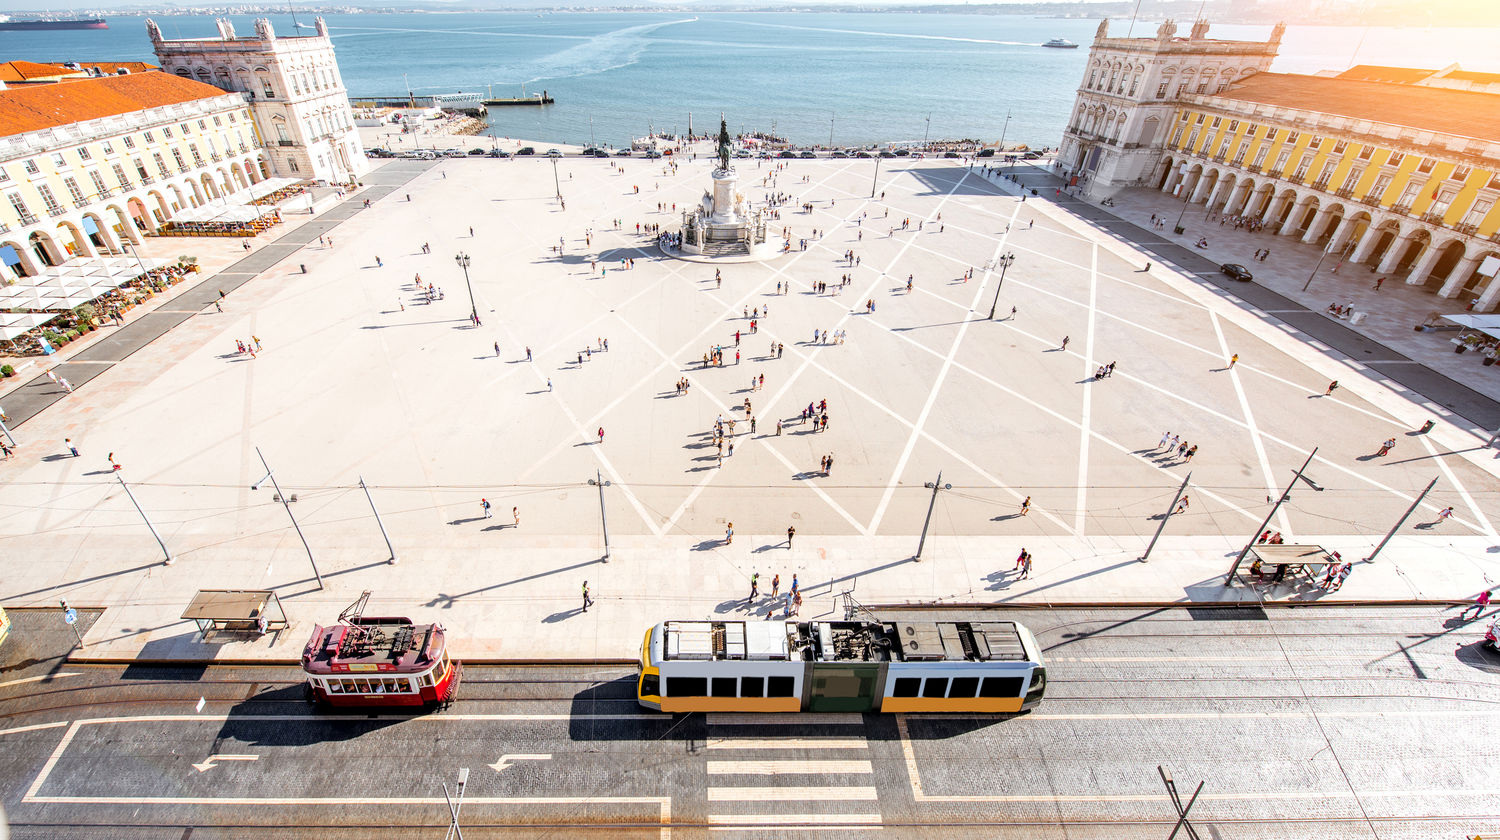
[516,146,536,156]
[976,148,996,158]
[943,151,961,159]
[467,148,486,156]
[366,148,394,158]
[878,150,896,158]
[778,151,797,159]
[799,151,817,159]
[1220,263,1253,282]
[486,149,510,158]
[894,149,910,157]
[855,151,873,158]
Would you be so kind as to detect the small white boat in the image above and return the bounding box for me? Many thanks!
[1043,38,1079,49]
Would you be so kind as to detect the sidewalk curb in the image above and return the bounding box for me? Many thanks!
[869,600,1469,611]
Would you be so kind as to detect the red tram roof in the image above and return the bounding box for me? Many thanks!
[301,617,445,675]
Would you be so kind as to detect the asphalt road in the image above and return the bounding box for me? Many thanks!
[2,605,1496,839]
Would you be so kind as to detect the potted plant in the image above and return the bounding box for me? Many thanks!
[1,364,14,378]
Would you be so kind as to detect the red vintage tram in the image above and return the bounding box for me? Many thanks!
[300,592,460,708]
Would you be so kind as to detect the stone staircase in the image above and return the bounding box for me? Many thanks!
[701,240,749,257]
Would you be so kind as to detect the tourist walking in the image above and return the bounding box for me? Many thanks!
[65,438,79,458]
[1460,589,1492,619]
[1325,380,1338,396]
[725,522,734,544]
[582,581,593,612]
[1020,496,1031,516]
[481,498,492,518]
[1376,437,1396,457]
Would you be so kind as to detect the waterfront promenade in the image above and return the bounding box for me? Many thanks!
[0,147,1496,663]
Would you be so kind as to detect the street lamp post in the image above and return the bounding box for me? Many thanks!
[454,252,479,326]
[829,112,835,148]
[923,114,931,151]
[550,156,561,203]
[997,111,1011,158]
[986,253,1016,319]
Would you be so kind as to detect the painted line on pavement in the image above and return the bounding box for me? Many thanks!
[0,672,80,690]
[706,738,868,750]
[0,721,69,737]
[1075,243,1098,535]
[707,760,873,775]
[707,814,883,826]
[867,184,1019,535]
[1211,309,1286,534]
[1417,431,1495,536]
[707,786,878,801]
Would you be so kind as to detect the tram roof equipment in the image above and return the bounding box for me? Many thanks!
[660,620,1029,664]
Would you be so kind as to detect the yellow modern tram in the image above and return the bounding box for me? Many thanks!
[637,618,1045,713]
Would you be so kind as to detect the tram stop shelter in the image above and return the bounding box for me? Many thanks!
[181,589,289,639]
[1243,545,1339,584]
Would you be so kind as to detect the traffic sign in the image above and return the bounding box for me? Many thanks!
[63,608,77,625]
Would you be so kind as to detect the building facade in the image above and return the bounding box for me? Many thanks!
[0,71,268,279]
[1058,21,1500,310]
[149,17,367,185]
[1057,19,1281,191]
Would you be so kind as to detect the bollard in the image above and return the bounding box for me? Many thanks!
[1419,420,1434,434]
[300,264,307,274]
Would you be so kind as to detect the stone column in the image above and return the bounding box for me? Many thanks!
[1189,174,1214,204]
[4,240,41,277]
[1376,232,1411,274]
[1475,272,1500,312]
[1438,252,1483,299]
[1300,207,1334,244]
[1349,224,1385,264]
[1228,181,1252,216]
[1404,240,1447,285]
[67,225,96,259]
[1326,217,1357,253]
[1277,199,1305,236]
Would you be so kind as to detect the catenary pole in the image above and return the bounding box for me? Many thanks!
[359,476,398,564]
[1226,447,1317,584]
[915,471,950,561]
[589,470,611,562]
[256,446,323,589]
[1365,475,1438,563]
[117,474,172,565]
[1139,471,1190,562]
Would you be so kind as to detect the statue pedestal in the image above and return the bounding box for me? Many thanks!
[709,168,738,224]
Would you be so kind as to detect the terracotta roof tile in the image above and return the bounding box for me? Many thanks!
[0,59,81,82]
[1215,72,1500,143]
[1335,65,1434,84]
[0,71,232,138]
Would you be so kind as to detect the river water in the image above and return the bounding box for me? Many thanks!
[5,13,1498,148]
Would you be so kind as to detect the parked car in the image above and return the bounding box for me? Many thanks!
[830,151,849,158]
[894,149,911,157]
[545,149,563,158]
[615,149,632,156]
[440,149,465,158]
[855,151,873,158]
[878,150,896,158]
[799,150,817,159]
[976,148,996,158]
[1022,151,1042,160]
[1220,263,1254,282]
[366,148,394,158]
[777,151,797,159]
[486,149,510,158]
[644,149,663,159]
[943,151,961,158]
[733,149,752,158]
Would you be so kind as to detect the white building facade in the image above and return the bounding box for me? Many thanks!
[148,17,367,185]
[1056,18,1281,195]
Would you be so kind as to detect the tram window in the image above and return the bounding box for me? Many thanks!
[712,677,737,697]
[767,676,795,697]
[327,680,344,693]
[420,673,434,688]
[893,678,920,697]
[921,678,949,698]
[741,676,764,697]
[640,674,659,696]
[980,676,1025,697]
[667,677,708,697]
[950,677,980,698]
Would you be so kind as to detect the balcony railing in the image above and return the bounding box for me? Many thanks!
[1390,203,1412,216]
[1455,223,1478,236]
[139,175,154,184]
[0,222,8,234]
[1334,187,1355,198]
[210,153,222,162]
[1420,212,1446,225]
[46,206,68,218]
[1245,164,1262,173]
[98,188,115,199]
[1312,179,1331,191]
[18,212,38,225]
[277,139,296,147]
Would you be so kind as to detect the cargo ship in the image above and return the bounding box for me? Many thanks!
[0,16,109,30]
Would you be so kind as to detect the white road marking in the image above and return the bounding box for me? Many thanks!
[707,760,873,775]
[867,189,1017,535]
[707,813,883,825]
[1417,432,1495,536]
[24,720,81,800]
[489,753,552,772]
[0,721,69,737]
[1211,310,1286,534]
[1075,243,1098,535]
[192,754,259,772]
[707,738,868,750]
[0,672,80,690]
[708,786,879,801]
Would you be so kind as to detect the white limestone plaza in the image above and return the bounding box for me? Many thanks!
[2,145,1497,659]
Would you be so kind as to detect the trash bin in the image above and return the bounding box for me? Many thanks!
[1173,225,1185,235]
[1419,420,1435,434]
